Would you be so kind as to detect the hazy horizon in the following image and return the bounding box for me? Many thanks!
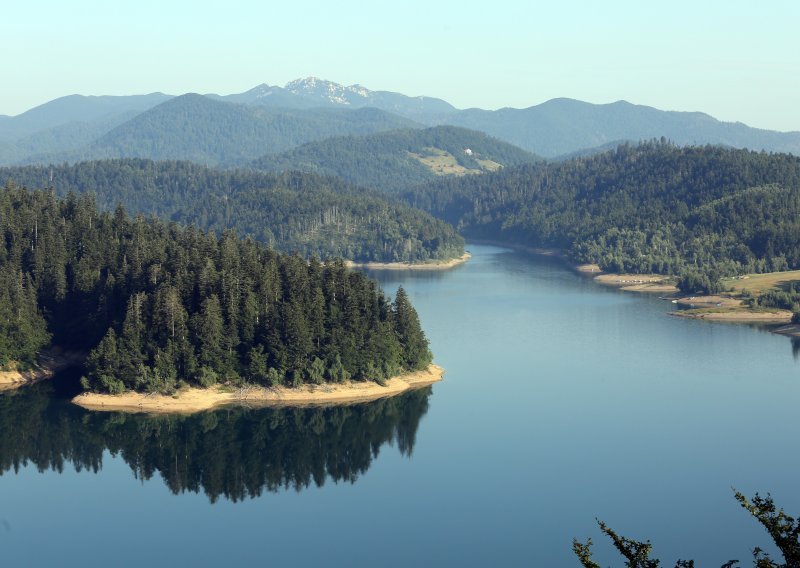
[3,0,799,131]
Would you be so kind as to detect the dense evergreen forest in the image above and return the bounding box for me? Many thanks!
[0,381,431,502]
[251,125,538,192]
[406,142,800,292]
[0,160,464,263]
[0,184,432,393]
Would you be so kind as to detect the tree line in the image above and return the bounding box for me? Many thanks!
[0,159,465,264]
[404,141,800,293]
[0,183,432,392]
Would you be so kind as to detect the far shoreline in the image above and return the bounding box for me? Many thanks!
[465,239,800,337]
[72,363,444,414]
[346,252,471,271]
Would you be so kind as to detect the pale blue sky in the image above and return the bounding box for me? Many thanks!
[3,0,799,131]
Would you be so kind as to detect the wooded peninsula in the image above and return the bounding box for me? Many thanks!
[0,184,437,407]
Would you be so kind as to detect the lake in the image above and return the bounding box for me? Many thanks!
[1,244,798,566]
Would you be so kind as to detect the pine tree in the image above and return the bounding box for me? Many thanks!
[392,287,432,371]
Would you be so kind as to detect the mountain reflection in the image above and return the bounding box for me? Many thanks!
[0,383,432,503]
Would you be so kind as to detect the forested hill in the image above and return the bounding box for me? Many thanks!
[20,94,420,167]
[0,160,464,263]
[438,98,800,158]
[405,142,800,288]
[251,126,538,192]
[0,185,433,393]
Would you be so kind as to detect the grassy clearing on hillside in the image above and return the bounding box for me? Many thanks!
[408,148,505,177]
[475,158,502,171]
[409,148,473,176]
[722,269,800,295]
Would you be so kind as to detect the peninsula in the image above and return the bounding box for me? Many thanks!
[0,186,437,409]
[346,252,471,271]
[73,364,444,413]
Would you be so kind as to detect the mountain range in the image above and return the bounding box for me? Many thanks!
[2,77,799,167]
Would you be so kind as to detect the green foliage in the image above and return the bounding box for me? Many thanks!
[406,142,800,283]
[677,270,723,295]
[575,490,800,567]
[0,184,435,393]
[252,125,539,193]
[734,491,800,568]
[393,286,432,371]
[0,159,464,263]
[754,284,800,312]
[0,224,52,368]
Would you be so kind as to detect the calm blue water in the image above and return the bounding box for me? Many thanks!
[2,244,799,567]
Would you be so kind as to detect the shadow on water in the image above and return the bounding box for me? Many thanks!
[0,378,433,503]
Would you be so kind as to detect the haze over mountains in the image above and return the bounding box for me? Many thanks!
[1,77,799,167]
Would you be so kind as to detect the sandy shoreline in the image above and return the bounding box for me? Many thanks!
[0,348,85,391]
[346,252,471,271]
[670,308,792,323]
[72,363,444,414]
[592,272,679,293]
[474,239,799,333]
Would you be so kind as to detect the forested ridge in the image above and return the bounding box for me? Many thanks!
[18,94,420,167]
[0,159,464,263]
[251,125,538,192]
[406,142,800,291]
[0,184,432,393]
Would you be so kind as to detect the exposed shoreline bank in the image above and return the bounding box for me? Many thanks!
[346,252,471,271]
[465,239,798,336]
[670,308,792,323]
[72,363,445,414]
[465,239,679,293]
[0,348,85,391]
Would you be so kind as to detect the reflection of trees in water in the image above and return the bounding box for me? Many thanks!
[0,385,432,502]
[791,337,800,360]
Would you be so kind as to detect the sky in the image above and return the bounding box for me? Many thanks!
[3,0,799,131]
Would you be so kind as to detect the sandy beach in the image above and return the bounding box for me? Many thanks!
[0,348,85,391]
[346,252,471,271]
[670,308,792,323]
[592,273,679,293]
[72,363,445,413]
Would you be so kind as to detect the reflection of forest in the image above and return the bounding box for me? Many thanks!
[0,383,432,502]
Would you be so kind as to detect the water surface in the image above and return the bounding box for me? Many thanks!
[2,244,798,566]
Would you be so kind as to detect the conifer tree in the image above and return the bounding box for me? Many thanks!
[392,287,432,370]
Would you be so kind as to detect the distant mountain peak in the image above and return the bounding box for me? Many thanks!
[245,84,275,99]
[285,77,376,105]
[285,77,350,105]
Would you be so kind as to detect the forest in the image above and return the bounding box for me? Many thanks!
[0,159,464,263]
[251,125,538,192]
[0,183,432,393]
[405,141,800,293]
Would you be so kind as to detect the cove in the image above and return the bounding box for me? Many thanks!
[1,244,799,567]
